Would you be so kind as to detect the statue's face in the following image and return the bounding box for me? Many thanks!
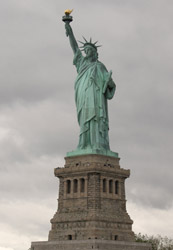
[84,45,95,58]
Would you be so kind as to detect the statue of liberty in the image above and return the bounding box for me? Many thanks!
[63,11,117,157]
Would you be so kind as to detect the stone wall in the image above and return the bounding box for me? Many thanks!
[48,154,135,242]
[32,240,152,250]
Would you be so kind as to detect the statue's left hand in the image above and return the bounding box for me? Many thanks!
[107,70,114,88]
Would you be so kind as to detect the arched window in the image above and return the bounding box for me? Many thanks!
[114,235,118,240]
[73,179,78,193]
[67,180,71,194]
[109,180,113,193]
[115,180,119,194]
[68,235,72,240]
[103,179,107,192]
[80,178,85,192]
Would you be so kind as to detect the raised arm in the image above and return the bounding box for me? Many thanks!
[65,23,78,54]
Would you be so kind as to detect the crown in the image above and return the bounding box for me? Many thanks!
[78,37,102,51]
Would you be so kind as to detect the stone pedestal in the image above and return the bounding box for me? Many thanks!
[31,154,151,250]
[32,239,151,250]
[49,154,134,241]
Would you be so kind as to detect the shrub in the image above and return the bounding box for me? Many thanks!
[135,233,173,250]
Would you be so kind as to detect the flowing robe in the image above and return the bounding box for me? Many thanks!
[73,49,116,151]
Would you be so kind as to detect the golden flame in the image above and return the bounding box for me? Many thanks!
[64,9,73,15]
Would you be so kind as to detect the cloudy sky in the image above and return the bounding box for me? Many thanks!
[0,0,173,249]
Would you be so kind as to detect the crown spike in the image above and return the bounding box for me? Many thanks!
[78,37,101,51]
[78,40,85,45]
[82,36,88,43]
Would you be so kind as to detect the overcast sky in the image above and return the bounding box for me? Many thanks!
[0,1,173,250]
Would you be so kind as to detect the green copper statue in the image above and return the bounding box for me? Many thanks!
[63,11,118,157]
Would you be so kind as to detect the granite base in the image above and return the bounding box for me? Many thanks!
[31,239,151,250]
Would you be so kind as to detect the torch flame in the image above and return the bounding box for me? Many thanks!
[64,9,73,15]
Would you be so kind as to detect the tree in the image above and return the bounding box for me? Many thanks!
[135,233,173,250]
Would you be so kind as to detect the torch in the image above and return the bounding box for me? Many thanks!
[62,9,73,37]
[62,9,73,24]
